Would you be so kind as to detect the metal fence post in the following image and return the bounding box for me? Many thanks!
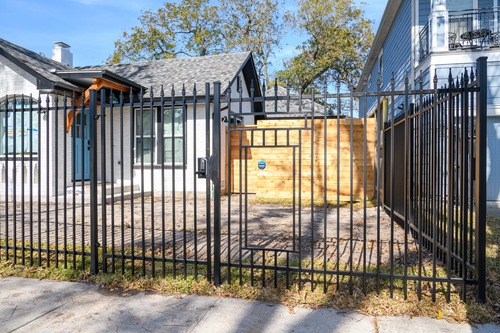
[475,56,488,303]
[211,81,222,286]
[89,89,99,274]
[205,83,212,282]
[100,89,107,273]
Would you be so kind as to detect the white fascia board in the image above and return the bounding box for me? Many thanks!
[488,105,500,116]
[419,49,500,69]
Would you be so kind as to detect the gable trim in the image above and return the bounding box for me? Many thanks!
[0,48,78,93]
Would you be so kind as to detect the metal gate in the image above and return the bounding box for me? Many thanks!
[91,83,222,281]
[0,60,488,303]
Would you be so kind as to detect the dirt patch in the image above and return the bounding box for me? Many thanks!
[0,193,419,266]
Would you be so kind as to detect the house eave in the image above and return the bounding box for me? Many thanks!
[0,45,80,93]
[225,52,263,112]
[55,69,146,93]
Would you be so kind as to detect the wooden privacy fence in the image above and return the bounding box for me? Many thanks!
[229,118,376,201]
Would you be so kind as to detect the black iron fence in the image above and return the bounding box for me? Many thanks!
[383,57,487,302]
[0,59,488,303]
[0,85,217,279]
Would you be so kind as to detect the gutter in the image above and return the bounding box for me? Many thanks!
[54,69,146,93]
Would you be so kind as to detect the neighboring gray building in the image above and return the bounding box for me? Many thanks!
[262,85,337,118]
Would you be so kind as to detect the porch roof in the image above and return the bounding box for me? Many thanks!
[55,69,145,93]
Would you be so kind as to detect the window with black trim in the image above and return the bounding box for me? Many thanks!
[134,106,184,166]
[0,95,39,156]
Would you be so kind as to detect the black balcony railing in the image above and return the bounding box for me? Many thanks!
[419,8,500,60]
[419,23,430,61]
[449,8,500,48]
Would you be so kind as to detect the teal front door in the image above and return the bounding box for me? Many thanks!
[73,109,90,180]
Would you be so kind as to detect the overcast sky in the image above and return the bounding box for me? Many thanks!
[1,0,387,73]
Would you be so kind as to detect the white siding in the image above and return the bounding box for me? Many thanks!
[0,59,38,96]
[0,63,65,201]
[488,116,500,200]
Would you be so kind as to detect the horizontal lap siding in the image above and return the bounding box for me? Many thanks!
[487,117,500,200]
[487,62,500,105]
[360,0,412,117]
[486,61,500,200]
[433,61,500,105]
[0,58,38,96]
[478,0,494,9]
[100,104,210,193]
[382,1,412,117]
[381,0,412,93]
[419,0,430,26]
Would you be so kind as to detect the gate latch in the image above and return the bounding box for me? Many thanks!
[196,157,208,178]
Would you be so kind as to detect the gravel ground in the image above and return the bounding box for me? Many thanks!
[0,193,421,268]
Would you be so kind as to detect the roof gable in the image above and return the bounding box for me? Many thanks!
[0,38,79,92]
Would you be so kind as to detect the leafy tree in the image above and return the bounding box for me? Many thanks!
[276,0,373,92]
[108,0,285,83]
[108,0,223,63]
[221,0,285,84]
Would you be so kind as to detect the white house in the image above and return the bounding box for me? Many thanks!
[0,38,262,200]
[358,0,500,200]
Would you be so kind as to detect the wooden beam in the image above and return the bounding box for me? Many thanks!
[66,78,132,132]
[93,78,131,93]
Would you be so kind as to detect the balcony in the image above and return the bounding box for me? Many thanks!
[419,8,500,61]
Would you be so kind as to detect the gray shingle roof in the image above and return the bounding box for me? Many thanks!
[0,38,79,91]
[79,52,252,96]
[0,38,257,97]
[264,86,326,117]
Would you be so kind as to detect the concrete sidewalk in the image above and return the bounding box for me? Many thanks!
[0,277,499,333]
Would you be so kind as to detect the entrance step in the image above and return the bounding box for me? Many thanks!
[65,182,149,204]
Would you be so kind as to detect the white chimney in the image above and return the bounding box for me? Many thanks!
[52,41,73,67]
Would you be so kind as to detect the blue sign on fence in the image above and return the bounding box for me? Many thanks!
[258,161,266,170]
